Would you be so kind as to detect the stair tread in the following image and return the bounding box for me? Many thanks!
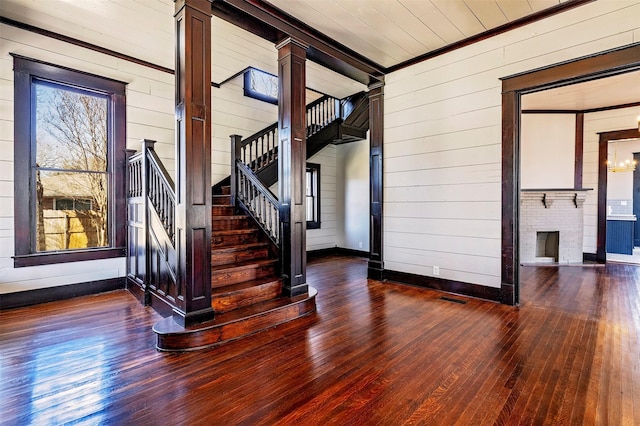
[211,242,268,254]
[215,291,312,323]
[213,215,248,220]
[212,228,258,235]
[211,258,277,272]
[212,277,282,296]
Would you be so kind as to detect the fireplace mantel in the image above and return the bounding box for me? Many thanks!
[521,188,592,209]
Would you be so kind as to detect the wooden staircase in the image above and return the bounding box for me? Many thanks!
[153,186,317,351]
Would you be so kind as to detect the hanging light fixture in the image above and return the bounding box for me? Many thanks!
[607,141,637,173]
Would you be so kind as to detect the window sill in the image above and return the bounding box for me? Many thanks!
[13,247,126,268]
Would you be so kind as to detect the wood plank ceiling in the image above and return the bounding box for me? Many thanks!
[266,0,575,68]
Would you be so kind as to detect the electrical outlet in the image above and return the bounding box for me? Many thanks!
[358,242,363,248]
[433,266,440,276]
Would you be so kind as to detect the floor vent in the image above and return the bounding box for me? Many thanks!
[439,296,467,304]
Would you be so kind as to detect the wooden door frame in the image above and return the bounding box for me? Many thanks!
[597,129,640,261]
[501,42,640,306]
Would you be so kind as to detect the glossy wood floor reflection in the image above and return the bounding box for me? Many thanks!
[2,257,639,425]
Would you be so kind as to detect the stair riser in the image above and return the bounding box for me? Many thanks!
[212,281,282,313]
[211,264,277,288]
[220,186,231,195]
[212,206,234,215]
[212,218,250,231]
[213,195,231,206]
[212,232,259,247]
[211,247,269,267]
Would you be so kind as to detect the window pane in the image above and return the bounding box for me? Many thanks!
[306,170,312,196]
[306,196,315,221]
[36,170,108,251]
[35,82,108,172]
[248,69,278,99]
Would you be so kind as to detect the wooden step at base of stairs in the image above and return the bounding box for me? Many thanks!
[211,277,282,313]
[211,258,278,288]
[211,242,269,267]
[153,287,317,351]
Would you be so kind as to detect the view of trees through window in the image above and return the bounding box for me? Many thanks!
[34,81,109,251]
[244,68,278,104]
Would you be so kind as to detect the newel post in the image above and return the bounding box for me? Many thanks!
[230,134,242,206]
[277,37,309,297]
[173,0,214,326]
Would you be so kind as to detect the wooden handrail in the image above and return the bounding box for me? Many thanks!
[235,160,280,246]
[237,95,340,175]
[146,148,175,245]
[126,139,178,309]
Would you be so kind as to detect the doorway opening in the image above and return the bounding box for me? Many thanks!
[501,42,640,305]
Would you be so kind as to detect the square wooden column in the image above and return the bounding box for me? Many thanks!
[368,81,384,280]
[173,0,214,326]
[277,38,308,297]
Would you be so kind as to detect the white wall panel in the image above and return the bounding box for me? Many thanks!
[336,138,369,251]
[384,0,640,288]
[520,114,576,189]
[307,145,338,251]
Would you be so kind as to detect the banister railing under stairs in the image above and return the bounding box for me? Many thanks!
[235,160,280,246]
[126,139,178,308]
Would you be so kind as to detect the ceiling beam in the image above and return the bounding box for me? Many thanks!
[211,0,385,85]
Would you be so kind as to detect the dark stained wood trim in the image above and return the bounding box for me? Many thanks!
[173,0,215,326]
[502,43,640,93]
[501,91,519,306]
[597,128,640,262]
[368,82,384,281]
[277,37,309,297]
[306,247,370,260]
[575,112,584,189]
[502,43,640,305]
[1,17,174,74]
[386,0,595,74]
[0,277,125,310]
[13,248,127,268]
[383,269,502,303]
[12,54,128,268]
[583,101,640,114]
[521,109,578,114]
[521,101,640,115]
[583,252,599,263]
[128,277,175,318]
[211,0,384,85]
[597,133,609,262]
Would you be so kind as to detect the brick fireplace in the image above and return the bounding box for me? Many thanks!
[520,189,590,264]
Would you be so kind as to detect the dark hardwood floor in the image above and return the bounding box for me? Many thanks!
[1,257,639,425]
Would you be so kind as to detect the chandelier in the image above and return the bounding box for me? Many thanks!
[607,143,637,173]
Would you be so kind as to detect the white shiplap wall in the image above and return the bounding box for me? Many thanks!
[582,106,640,254]
[211,76,278,186]
[384,0,640,288]
[307,145,338,251]
[336,138,370,251]
[0,23,279,293]
[0,23,175,293]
